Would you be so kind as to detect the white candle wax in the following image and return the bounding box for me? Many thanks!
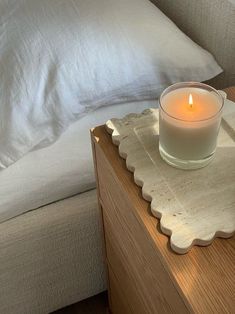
[159,86,223,167]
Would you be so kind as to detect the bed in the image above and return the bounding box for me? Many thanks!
[0,0,234,313]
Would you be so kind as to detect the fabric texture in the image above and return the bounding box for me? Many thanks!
[150,0,235,89]
[0,189,106,314]
[0,100,156,223]
[0,0,222,169]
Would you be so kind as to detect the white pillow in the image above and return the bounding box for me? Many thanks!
[0,0,222,169]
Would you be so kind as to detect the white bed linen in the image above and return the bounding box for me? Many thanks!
[0,0,222,169]
[0,100,157,223]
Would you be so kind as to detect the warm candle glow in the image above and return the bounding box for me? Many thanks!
[189,93,193,108]
[159,82,224,169]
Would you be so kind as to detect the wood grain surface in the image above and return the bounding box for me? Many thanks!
[91,87,235,314]
[97,147,189,313]
[224,86,235,102]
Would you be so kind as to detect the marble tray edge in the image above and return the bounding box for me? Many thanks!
[105,108,235,254]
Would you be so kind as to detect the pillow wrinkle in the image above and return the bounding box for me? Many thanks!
[0,0,222,169]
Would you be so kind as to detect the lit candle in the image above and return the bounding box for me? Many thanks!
[159,82,224,169]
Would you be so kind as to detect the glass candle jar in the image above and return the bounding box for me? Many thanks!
[159,82,224,170]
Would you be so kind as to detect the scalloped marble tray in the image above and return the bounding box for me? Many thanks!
[106,98,235,254]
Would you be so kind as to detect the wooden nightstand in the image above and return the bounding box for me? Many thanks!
[223,86,235,102]
[91,87,235,314]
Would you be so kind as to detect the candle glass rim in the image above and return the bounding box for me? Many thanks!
[159,82,224,122]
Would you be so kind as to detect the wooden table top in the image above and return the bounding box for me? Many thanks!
[224,86,235,102]
[92,86,235,313]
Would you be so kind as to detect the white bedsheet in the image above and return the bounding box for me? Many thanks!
[0,100,157,223]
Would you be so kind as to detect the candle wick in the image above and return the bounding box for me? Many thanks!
[189,94,193,110]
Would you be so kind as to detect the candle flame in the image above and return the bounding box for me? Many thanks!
[189,93,193,108]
